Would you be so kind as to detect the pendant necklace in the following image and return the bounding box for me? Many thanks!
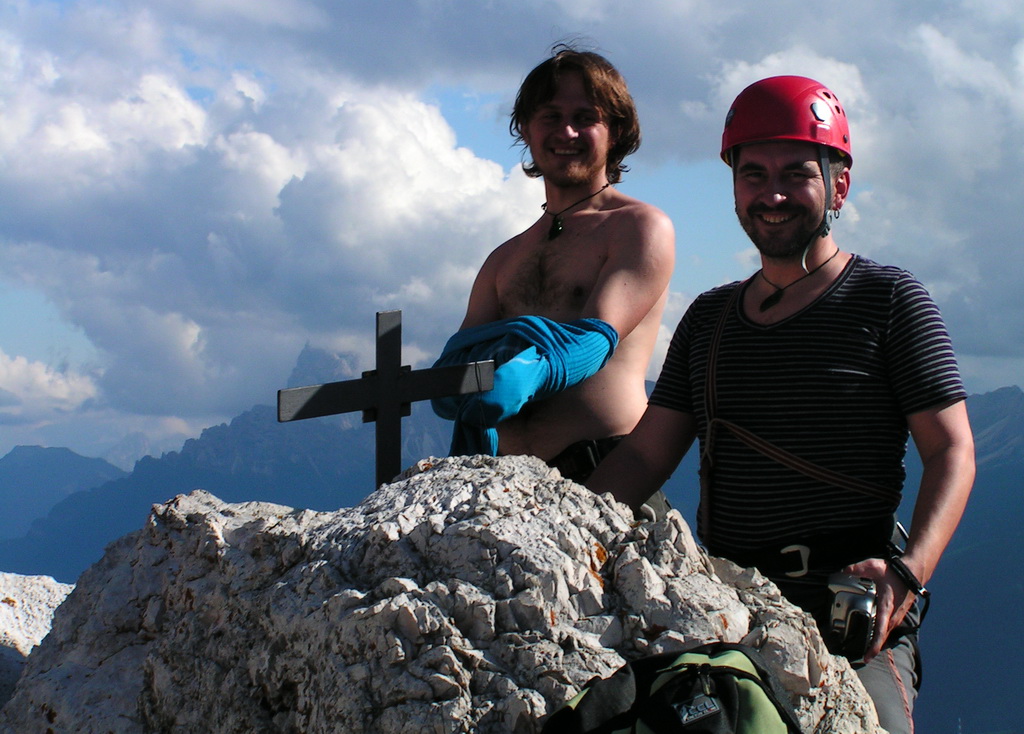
[757,248,840,312]
[542,183,610,240]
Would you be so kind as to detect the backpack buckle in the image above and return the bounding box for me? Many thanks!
[781,544,811,577]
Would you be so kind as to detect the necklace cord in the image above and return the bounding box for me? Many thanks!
[758,247,840,312]
[542,183,611,240]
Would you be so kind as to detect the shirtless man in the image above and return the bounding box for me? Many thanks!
[434,47,675,485]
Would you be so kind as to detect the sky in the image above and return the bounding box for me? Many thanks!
[1,0,1022,466]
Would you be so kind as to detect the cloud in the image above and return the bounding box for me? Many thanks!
[0,10,541,433]
[0,349,97,423]
[167,0,328,30]
[0,0,1022,460]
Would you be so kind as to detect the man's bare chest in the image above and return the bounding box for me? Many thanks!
[497,239,607,318]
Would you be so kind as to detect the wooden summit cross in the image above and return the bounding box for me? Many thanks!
[277,310,494,487]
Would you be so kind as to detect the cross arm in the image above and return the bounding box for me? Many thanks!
[278,379,377,422]
[398,360,495,404]
[277,360,494,423]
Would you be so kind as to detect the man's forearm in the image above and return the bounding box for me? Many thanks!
[587,405,696,512]
[901,399,976,586]
[902,442,976,586]
[588,437,664,510]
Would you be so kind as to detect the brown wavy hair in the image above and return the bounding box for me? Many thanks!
[510,45,641,184]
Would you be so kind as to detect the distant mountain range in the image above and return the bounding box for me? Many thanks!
[0,446,126,541]
[0,346,1018,733]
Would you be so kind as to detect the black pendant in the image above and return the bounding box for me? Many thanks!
[759,289,784,312]
[547,215,564,240]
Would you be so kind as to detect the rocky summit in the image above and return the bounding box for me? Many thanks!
[0,455,882,733]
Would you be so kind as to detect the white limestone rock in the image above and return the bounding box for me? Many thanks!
[0,573,73,707]
[0,454,882,733]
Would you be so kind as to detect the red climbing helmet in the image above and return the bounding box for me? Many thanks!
[721,75,852,167]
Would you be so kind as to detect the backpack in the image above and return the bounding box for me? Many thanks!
[541,641,805,734]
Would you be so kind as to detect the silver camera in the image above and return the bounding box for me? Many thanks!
[826,573,877,663]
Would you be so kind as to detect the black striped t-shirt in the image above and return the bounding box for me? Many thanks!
[650,255,966,557]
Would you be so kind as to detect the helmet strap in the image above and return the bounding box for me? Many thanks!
[796,146,836,272]
[817,145,834,240]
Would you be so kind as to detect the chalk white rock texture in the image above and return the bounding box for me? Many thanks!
[0,455,882,733]
[0,573,73,707]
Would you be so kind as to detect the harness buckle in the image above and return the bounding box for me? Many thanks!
[781,544,811,578]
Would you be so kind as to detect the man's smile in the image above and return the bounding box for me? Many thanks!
[751,207,800,225]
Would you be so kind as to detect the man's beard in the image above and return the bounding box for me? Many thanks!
[540,152,608,189]
[736,203,824,259]
[550,167,600,187]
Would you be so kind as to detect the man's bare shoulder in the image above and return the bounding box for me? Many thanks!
[603,188,672,224]
[601,191,675,252]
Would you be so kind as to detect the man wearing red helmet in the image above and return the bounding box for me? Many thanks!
[433,47,675,502]
[588,76,974,732]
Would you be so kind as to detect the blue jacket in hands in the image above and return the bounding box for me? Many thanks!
[431,316,619,456]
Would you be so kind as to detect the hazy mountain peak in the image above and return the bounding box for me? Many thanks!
[968,386,1024,469]
[286,344,361,389]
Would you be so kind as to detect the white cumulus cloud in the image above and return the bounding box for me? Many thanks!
[0,350,97,424]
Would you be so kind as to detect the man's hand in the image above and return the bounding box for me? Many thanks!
[843,557,918,663]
